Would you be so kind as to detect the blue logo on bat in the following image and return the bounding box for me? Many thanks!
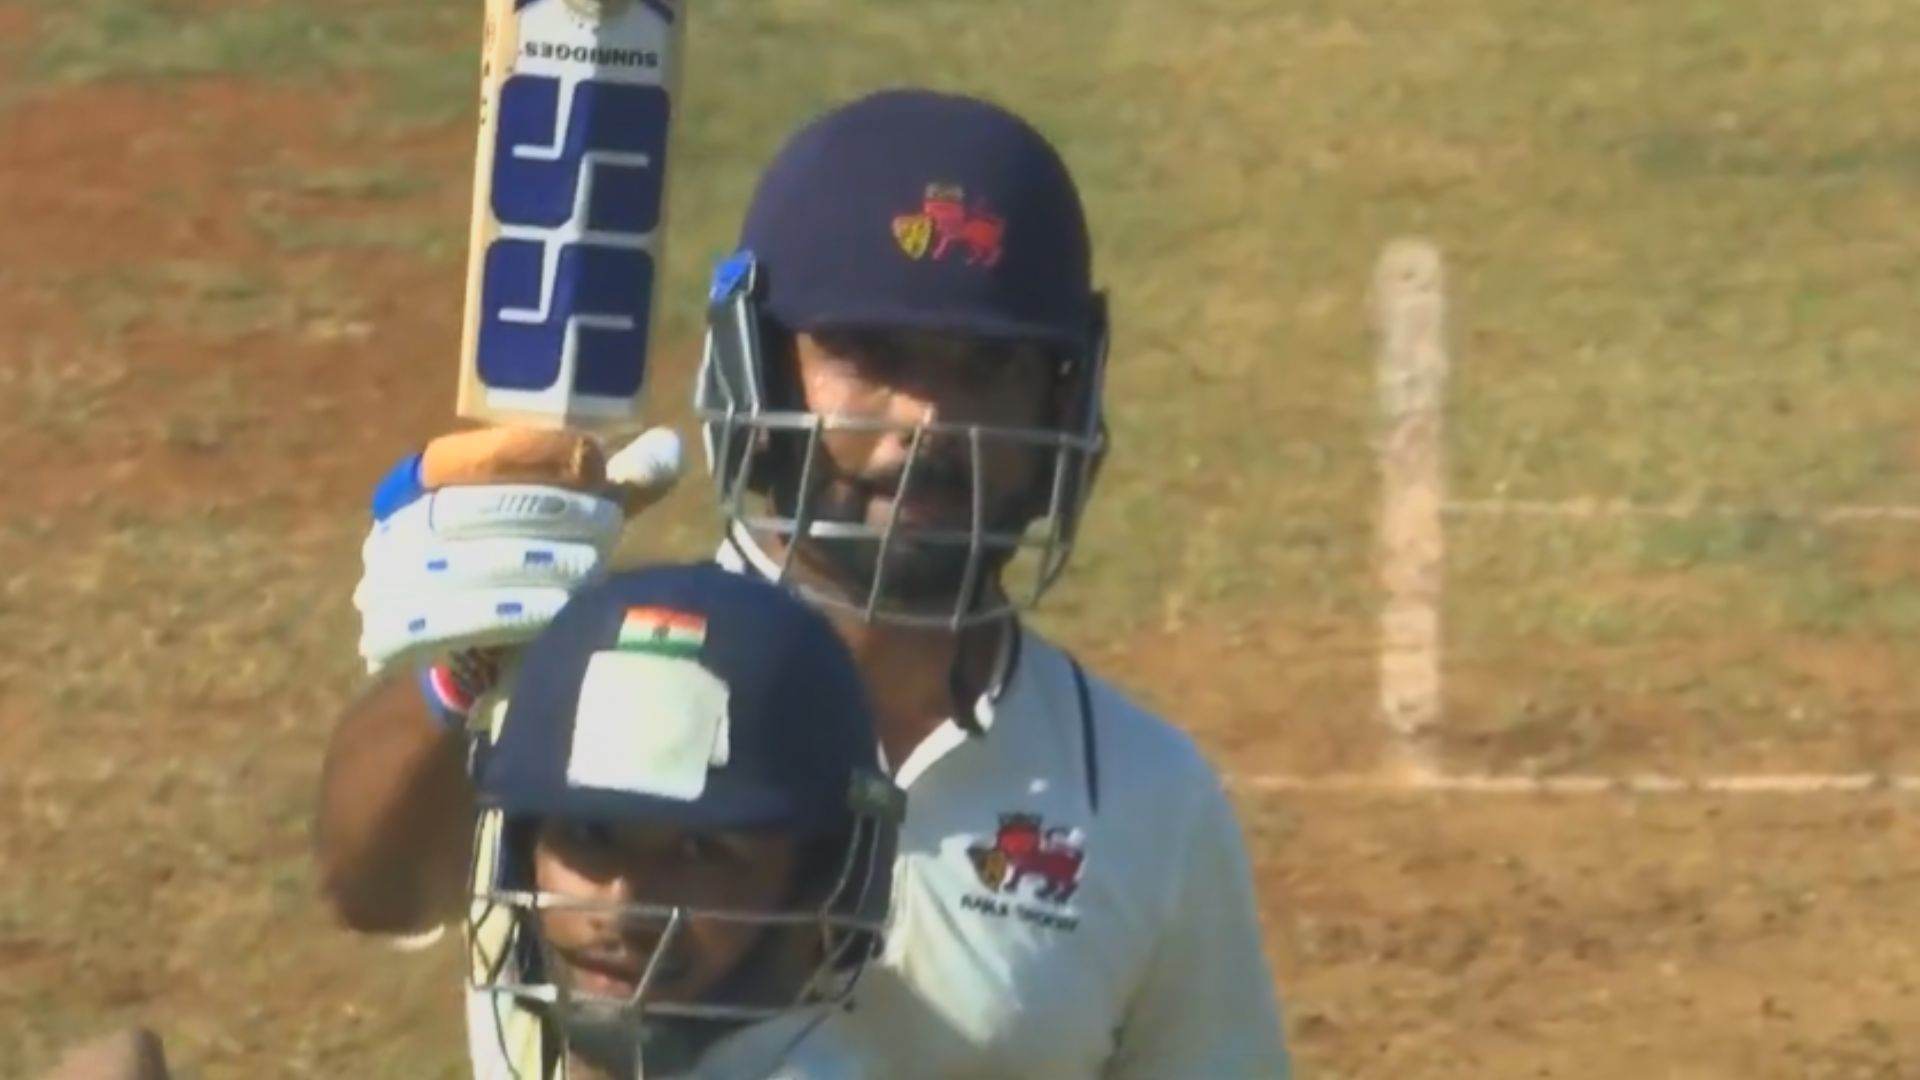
[476,73,671,400]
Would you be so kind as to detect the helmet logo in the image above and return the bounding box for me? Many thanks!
[891,214,934,261]
[891,184,1004,268]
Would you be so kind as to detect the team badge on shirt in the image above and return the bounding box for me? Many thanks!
[957,813,1086,932]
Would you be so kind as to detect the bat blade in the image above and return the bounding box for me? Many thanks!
[457,0,686,434]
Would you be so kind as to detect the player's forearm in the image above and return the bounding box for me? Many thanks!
[312,670,474,935]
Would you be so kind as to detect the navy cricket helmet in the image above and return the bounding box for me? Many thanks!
[464,562,904,1076]
[693,87,1111,629]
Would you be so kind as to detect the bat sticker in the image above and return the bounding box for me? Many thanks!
[458,0,685,432]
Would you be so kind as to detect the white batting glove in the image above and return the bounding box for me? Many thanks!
[351,426,685,690]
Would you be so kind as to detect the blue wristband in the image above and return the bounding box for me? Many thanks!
[372,452,426,523]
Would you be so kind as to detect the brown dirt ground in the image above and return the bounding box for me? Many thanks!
[6,64,1918,1080]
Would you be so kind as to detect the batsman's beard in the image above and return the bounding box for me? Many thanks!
[768,452,1028,616]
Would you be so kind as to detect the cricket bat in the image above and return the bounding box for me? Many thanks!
[452,6,688,1067]
[455,0,688,434]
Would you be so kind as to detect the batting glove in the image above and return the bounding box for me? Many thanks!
[352,425,684,690]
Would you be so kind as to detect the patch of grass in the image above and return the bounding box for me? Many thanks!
[0,510,360,719]
[1778,567,1920,636]
[0,498,523,1076]
[0,340,132,435]
[238,160,455,261]
[272,164,437,202]
[32,0,390,83]
[51,261,343,344]
[1081,0,1920,776]
[252,208,458,259]
[1634,513,1816,570]
[23,0,475,126]
[1446,512,1920,772]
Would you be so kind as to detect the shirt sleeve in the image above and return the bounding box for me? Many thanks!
[1105,771,1293,1079]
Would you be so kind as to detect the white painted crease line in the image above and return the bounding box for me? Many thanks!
[1445,498,1920,524]
[1229,772,1920,795]
[1370,238,1449,773]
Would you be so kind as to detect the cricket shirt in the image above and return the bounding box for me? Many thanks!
[716,531,1292,1079]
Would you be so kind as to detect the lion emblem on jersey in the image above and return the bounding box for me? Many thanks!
[966,813,1085,904]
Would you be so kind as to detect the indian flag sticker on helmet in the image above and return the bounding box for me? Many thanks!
[616,606,707,658]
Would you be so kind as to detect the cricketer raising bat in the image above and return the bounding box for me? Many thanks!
[456,0,687,434]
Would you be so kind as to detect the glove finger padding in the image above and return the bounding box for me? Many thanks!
[355,425,685,676]
[353,537,603,611]
[369,484,626,549]
[358,587,574,675]
[356,487,622,674]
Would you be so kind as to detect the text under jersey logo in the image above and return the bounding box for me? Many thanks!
[477,73,668,401]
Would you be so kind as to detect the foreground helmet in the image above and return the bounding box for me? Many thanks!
[695,87,1110,629]
[465,562,904,1078]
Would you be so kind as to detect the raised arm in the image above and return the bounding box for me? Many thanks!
[313,669,475,934]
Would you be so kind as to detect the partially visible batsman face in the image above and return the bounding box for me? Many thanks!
[532,819,800,1008]
[774,327,1063,608]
